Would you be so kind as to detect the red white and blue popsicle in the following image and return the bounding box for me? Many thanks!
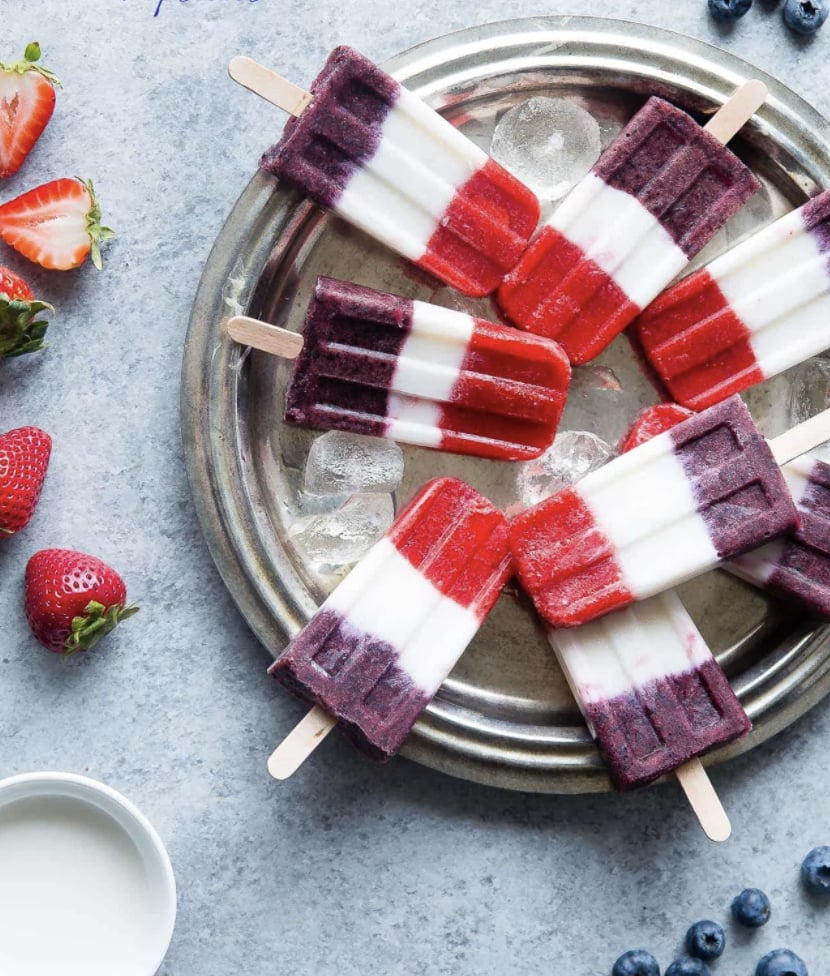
[268,477,512,769]
[510,396,801,628]
[281,277,570,460]
[548,590,751,795]
[636,190,830,410]
[233,47,541,297]
[497,87,764,363]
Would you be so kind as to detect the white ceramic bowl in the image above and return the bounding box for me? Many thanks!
[0,772,177,976]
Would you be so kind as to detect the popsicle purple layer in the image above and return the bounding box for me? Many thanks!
[730,456,830,619]
[285,277,408,438]
[594,97,760,257]
[272,610,429,761]
[669,396,799,557]
[584,658,750,790]
[260,47,397,209]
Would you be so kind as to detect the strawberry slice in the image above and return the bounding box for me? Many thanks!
[0,263,52,358]
[0,177,114,270]
[0,42,60,179]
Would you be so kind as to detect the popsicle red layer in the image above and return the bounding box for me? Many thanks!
[285,277,571,461]
[619,403,696,452]
[510,396,798,627]
[635,190,830,410]
[496,97,759,363]
[548,591,750,790]
[269,478,512,761]
[260,46,541,297]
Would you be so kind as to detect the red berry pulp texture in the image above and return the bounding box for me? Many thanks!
[0,265,34,300]
[0,426,51,535]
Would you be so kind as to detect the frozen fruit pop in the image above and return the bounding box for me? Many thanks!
[548,591,751,792]
[635,190,830,410]
[232,49,540,297]
[510,396,801,628]
[729,454,830,619]
[268,477,511,767]
[497,85,764,363]
[230,277,571,461]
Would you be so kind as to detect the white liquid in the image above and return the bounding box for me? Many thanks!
[0,796,159,976]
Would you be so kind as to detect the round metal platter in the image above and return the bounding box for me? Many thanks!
[182,16,830,792]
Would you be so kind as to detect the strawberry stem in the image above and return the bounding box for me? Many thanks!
[77,179,115,271]
[0,295,53,360]
[0,42,61,87]
[63,600,139,656]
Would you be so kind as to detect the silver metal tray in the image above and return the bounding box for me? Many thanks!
[182,16,830,792]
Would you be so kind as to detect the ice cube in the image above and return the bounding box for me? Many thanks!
[787,356,830,426]
[725,185,774,247]
[490,97,601,202]
[290,494,395,571]
[510,431,616,515]
[304,432,404,497]
[560,344,657,444]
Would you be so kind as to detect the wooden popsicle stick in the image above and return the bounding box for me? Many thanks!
[229,56,313,117]
[703,79,767,144]
[770,407,830,466]
[268,706,337,780]
[226,315,304,359]
[675,759,732,843]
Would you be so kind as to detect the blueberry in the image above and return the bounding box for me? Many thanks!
[732,887,772,927]
[709,0,753,19]
[612,949,661,976]
[801,846,830,895]
[666,958,711,976]
[784,0,829,33]
[755,948,808,976]
[685,920,725,960]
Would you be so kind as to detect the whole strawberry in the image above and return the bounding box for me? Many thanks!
[0,427,51,536]
[0,43,60,179]
[0,264,52,358]
[0,178,114,270]
[25,549,138,654]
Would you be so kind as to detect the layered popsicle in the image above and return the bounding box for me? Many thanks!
[510,396,798,628]
[269,477,512,761]
[259,46,541,297]
[635,191,830,410]
[729,454,830,619]
[548,591,751,790]
[497,96,760,363]
[285,276,571,460]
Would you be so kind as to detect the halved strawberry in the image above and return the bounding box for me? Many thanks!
[0,264,52,358]
[0,43,60,179]
[0,177,114,271]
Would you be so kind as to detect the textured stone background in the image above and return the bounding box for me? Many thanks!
[2,1,829,973]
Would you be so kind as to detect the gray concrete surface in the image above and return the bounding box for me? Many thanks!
[1,1,829,973]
